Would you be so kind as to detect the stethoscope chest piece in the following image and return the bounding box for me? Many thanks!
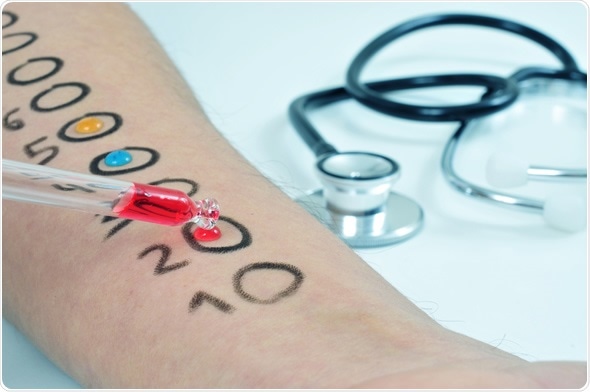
[296,152,424,248]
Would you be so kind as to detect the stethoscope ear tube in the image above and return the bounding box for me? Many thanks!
[346,13,579,120]
[288,73,520,155]
[442,69,587,232]
[288,92,339,157]
[441,121,545,213]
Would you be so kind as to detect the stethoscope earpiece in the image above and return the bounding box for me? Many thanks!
[485,152,587,232]
[297,152,423,248]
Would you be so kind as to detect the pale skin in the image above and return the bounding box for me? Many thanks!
[1,3,586,388]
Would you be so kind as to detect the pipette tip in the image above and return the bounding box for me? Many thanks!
[192,198,220,230]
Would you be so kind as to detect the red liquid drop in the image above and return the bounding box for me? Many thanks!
[113,183,198,226]
[193,226,222,242]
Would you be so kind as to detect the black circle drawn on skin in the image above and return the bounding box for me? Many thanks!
[2,32,37,55]
[182,216,252,254]
[30,82,90,112]
[149,177,199,197]
[89,146,160,176]
[2,11,18,28]
[233,262,304,304]
[7,56,64,85]
[57,112,123,142]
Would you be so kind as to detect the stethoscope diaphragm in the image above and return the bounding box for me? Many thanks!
[297,152,423,247]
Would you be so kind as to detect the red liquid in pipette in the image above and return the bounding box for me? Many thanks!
[113,183,198,226]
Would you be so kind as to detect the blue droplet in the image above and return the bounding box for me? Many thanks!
[104,150,132,167]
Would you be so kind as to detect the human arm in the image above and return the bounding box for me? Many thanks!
[2,3,585,388]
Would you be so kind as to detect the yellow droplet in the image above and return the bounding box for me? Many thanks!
[75,117,104,134]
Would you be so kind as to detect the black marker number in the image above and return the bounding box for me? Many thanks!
[23,136,59,165]
[3,108,24,131]
[189,291,235,314]
[51,184,95,193]
[138,244,190,276]
[101,217,133,241]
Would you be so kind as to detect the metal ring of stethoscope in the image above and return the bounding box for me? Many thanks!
[441,67,587,232]
[346,13,579,121]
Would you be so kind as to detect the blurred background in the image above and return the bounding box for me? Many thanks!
[2,1,587,388]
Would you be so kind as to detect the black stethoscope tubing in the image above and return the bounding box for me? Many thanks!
[289,73,518,157]
[346,13,579,121]
[289,13,581,158]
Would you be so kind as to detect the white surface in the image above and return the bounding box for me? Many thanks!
[2,1,588,388]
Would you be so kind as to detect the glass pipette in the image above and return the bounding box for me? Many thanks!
[2,159,219,229]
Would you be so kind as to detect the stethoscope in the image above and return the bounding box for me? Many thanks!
[288,14,587,248]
